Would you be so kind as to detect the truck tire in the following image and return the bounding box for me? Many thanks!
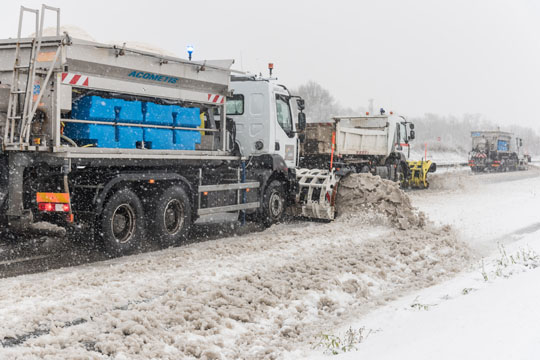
[150,186,191,247]
[262,180,285,227]
[98,188,146,256]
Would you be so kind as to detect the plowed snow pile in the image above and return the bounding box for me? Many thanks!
[0,174,470,360]
[336,173,425,229]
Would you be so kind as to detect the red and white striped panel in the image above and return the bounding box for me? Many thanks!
[61,73,89,87]
[207,93,225,104]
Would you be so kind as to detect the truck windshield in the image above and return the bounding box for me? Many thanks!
[276,95,293,135]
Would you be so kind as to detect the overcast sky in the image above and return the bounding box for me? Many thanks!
[3,0,540,129]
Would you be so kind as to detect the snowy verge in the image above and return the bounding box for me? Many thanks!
[300,229,540,360]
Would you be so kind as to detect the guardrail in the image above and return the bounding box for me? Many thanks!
[436,162,469,168]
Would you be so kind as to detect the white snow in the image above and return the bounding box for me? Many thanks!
[298,168,540,359]
[303,230,540,360]
[410,150,468,165]
[412,167,540,255]
[36,26,178,57]
[31,26,96,41]
[0,168,538,359]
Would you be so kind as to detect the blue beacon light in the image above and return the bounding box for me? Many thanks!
[187,45,194,61]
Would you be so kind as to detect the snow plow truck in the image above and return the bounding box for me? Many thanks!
[0,5,353,255]
[300,113,436,188]
[468,130,529,172]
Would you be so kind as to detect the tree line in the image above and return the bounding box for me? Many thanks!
[293,81,540,155]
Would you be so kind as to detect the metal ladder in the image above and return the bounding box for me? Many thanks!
[4,5,60,148]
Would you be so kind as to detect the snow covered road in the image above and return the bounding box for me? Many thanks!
[0,169,537,359]
[412,167,540,254]
[0,217,467,359]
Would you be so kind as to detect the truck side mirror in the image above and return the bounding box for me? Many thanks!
[409,130,415,140]
[520,139,523,147]
[298,133,306,143]
[297,112,306,131]
[296,98,305,111]
[409,123,415,130]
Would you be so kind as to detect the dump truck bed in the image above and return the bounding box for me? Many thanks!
[303,116,390,157]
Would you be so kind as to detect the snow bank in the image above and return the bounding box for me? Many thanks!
[0,176,471,359]
[423,170,471,191]
[303,229,540,360]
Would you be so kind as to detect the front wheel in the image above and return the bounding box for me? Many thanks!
[261,180,286,227]
[98,188,146,256]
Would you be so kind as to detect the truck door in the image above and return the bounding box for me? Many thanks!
[395,122,408,152]
[394,122,410,158]
[274,94,297,168]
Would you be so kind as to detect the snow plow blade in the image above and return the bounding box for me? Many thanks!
[289,168,339,220]
[407,160,436,189]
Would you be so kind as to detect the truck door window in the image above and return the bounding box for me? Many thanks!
[400,123,407,143]
[226,94,244,115]
[275,95,292,136]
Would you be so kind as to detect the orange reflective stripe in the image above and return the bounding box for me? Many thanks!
[36,192,70,204]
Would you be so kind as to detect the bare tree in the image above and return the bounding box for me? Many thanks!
[294,81,540,156]
[293,81,339,123]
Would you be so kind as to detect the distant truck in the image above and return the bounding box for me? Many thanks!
[300,114,435,188]
[468,131,528,172]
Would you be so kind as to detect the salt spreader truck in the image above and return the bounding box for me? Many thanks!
[0,5,342,254]
[0,5,312,254]
[468,130,528,172]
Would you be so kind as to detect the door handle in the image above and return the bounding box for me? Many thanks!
[275,142,280,151]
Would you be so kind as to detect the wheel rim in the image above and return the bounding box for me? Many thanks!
[111,204,136,244]
[269,191,283,218]
[162,199,184,235]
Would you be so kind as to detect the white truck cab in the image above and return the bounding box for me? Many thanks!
[227,75,303,168]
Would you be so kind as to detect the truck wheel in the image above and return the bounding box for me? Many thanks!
[99,188,145,256]
[397,162,408,186]
[151,186,191,247]
[262,180,285,227]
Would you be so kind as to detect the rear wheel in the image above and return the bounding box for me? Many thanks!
[99,188,146,256]
[261,180,285,227]
[150,186,191,247]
